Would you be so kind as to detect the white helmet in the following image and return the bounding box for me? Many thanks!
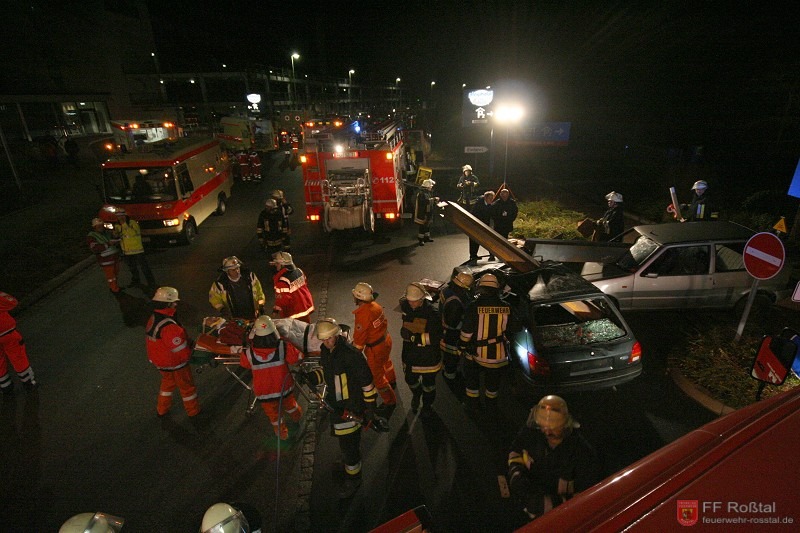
[200,502,248,533]
[264,198,278,210]
[352,282,375,302]
[315,318,342,340]
[530,395,577,431]
[222,256,243,271]
[478,273,500,289]
[152,286,180,303]
[421,179,435,190]
[252,315,277,337]
[462,164,473,172]
[605,191,623,203]
[91,217,103,227]
[404,282,428,302]
[270,251,294,268]
[59,512,124,533]
[691,180,708,191]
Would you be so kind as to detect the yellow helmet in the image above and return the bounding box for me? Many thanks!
[59,512,124,533]
[477,273,500,289]
[530,395,577,431]
[315,318,342,340]
[221,256,243,271]
[270,251,294,268]
[452,268,474,289]
[271,189,285,200]
[404,282,428,302]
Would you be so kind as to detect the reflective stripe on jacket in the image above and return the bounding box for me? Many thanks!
[146,308,192,369]
[115,219,145,255]
[273,267,314,320]
[239,339,302,400]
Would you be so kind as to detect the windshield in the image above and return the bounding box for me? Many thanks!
[102,167,178,203]
[530,297,627,348]
[617,235,659,271]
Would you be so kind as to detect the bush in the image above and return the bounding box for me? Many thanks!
[512,200,586,239]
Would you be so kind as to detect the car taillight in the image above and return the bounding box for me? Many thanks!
[629,341,642,363]
[527,351,551,376]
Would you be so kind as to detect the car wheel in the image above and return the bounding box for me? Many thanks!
[180,219,197,245]
[362,203,376,234]
[323,203,333,233]
[215,194,227,215]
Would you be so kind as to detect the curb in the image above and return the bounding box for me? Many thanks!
[669,367,737,416]
[17,255,95,314]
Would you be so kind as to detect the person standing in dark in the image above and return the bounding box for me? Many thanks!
[469,190,495,263]
[64,137,80,167]
[457,164,480,209]
[492,188,518,239]
[684,180,718,221]
[592,191,625,242]
[414,179,437,246]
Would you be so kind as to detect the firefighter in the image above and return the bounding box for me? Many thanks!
[592,191,625,241]
[0,291,37,394]
[87,217,121,293]
[414,179,438,246]
[438,268,474,396]
[199,502,256,533]
[351,282,397,410]
[271,189,294,252]
[270,252,315,323]
[249,150,262,182]
[684,180,718,221]
[146,287,200,417]
[457,164,480,209]
[236,150,251,181]
[209,256,266,321]
[459,272,511,407]
[256,199,288,255]
[469,191,496,263]
[240,315,303,440]
[299,318,381,498]
[507,395,602,523]
[399,282,443,417]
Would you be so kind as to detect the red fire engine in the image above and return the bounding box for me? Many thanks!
[299,119,411,233]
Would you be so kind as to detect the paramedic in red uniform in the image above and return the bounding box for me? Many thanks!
[249,150,262,182]
[87,217,121,293]
[270,252,315,323]
[145,287,200,417]
[236,150,251,181]
[239,315,303,440]
[0,291,37,394]
[351,282,397,409]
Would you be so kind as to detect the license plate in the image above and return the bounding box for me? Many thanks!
[571,358,612,373]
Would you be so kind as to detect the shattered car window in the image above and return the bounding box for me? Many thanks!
[618,235,659,271]
[530,297,627,348]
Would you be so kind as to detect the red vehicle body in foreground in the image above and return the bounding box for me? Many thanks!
[518,386,800,532]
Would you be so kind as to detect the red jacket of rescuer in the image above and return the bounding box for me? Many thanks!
[239,339,302,400]
[0,292,19,334]
[273,267,315,321]
[352,301,390,351]
[145,307,193,369]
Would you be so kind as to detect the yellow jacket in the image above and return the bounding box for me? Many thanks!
[114,219,144,255]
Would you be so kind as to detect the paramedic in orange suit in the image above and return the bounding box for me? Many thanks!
[351,282,397,408]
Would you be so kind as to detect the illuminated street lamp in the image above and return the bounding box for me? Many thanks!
[290,52,300,105]
[395,77,401,109]
[494,104,525,185]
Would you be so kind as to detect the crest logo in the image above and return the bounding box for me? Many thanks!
[677,500,699,526]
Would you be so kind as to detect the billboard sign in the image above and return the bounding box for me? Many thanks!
[462,88,495,127]
[519,122,571,146]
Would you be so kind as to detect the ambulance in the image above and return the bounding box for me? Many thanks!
[217,116,279,153]
[299,118,412,233]
[98,137,232,244]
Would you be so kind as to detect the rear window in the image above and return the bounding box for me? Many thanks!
[530,297,627,348]
[715,242,746,272]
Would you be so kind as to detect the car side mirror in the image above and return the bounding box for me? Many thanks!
[751,335,796,387]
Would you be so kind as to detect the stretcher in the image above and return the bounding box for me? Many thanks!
[190,317,258,414]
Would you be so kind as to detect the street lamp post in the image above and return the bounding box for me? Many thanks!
[290,52,300,106]
[494,105,525,186]
[395,77,401,110]
[348,69,355,116]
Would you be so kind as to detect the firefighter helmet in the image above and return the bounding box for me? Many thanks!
[421,179,435,190]
[152,286,180,303]
[252,315,277,337]
[264,198,278,210]
[462,164,473,172]
[91,217,103,227]
[271,189,285,200]
[404,282,428,302]
[315,318,342,340]
[270,251,294,268]
[691,180,708,191]
[605,191,623,203]
[59,512,124,533]
[352,282,376,302]
[453,269,474,289]
[222,256,243,271]
[477,273,500,289]
[200,503,248,533]
[530,395,577,431]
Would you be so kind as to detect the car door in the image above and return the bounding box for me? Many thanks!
[710,240,749,307]
[631,244,713,308]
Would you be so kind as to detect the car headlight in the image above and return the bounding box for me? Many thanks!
[163,218,181,227]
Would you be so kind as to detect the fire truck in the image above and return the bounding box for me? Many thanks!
[98,136,233,245]
[299,118,411,233]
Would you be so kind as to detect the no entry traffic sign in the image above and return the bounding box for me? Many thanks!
[744,232,785,280]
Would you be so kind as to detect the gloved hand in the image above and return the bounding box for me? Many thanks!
[400,327,413,341]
